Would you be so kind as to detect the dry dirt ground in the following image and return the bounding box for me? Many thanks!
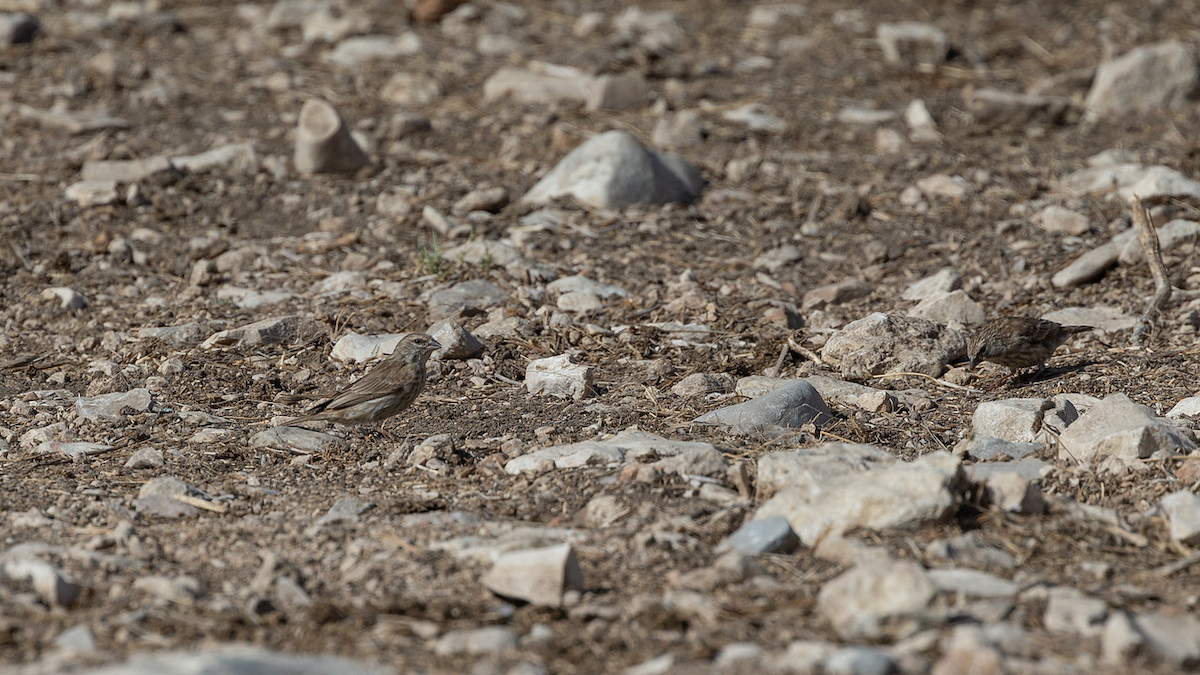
[3,0,1200,673]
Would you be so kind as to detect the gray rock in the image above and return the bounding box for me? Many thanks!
[483,65,589,105]
[1134,610,1200,667]
[1051,236,1128,288]
[1160,490,1200,545]
[1119,218,1200,265]
[715,516,801,555]
[311,271,366,295]
[1,558,82,607]
[505,430,714,475]
[215,287,294,309]
[671,373,735,397]
[967,458,1050,483]
[1085,40,1198,120]
[313,497,374,529]
[42,287,87,311]
[902,268,961,301]
[964,87,1075,127]
[546,275,629,299]
[428,319,484,360]
[0,12,39,45]
[1120,166,1200,203]
[250,426,341,453]
[926,532,1016,569]
[1102,611,1144,665]
[1044,586,1107,635]
[380,72,442,107]
[1038,205,1091,235]
[35,441,113,458]
[427,279,508,320]
[721,103,786,132]
[294,98,370,175]
[482,544,583,607]
[1054,163,1146,198]
[139,322,211,346]
[1057,393,1194,466]
[526,354,593,400]
[693,380,832,433]
[651,445,728,478]
[54,624,96,653]
[77,388,152,423]
[452,186,509,215]
[82,645,395,675]
[133,575,201,604]
[1168,396,1200,419]
[433,626,518,656]
[330,332,404,363]
[124,446,164,470]
[907,290,985,326]
[971,397,1077,445]
[755,442,896,500]
[817,560,937,639]
[652,110,704,149]
[755,451,965,545]
[802,279,873,310]
[823,646,898,675]
[82,156,177,183]
[876,22,948,68]
[65,180,120,207]
[927,568,1018,598]
[956,436,1042,461]
[586,71,648,111]
[173,143,258,174]
[556,291,603,313]
[822,312,966,379]
[523,130,704,209]
[201,316,327,349]
[1041,305,1136,332]
[19,105,131,134]
[323,34,422,68]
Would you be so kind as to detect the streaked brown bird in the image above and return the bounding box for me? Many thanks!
[289,333,441,428]
[967,317,1091,375]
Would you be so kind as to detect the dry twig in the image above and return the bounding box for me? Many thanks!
[1130,194,1173,346]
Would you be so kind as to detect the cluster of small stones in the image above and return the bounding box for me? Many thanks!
[4,0,1200,674]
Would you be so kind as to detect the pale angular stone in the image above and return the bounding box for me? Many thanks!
[902,268,961,301]
[505,430,714,475]
[329,332,404,363]
[1044,586,1107,635]
[693,380,832,432]
[523,130,704,209]
[1057,393,1194,465]
[526,354,593,400]
[817,560,937,639]
[755,451,965,545]
[822,313,966,379]
[971,397,1077,445]
[876,22,947,68]
[1085,40,1198,119]
[908,289,985,326]
[1160,490,1200,545]
[1134,610,1200,667]
[482,544,583,607]
[1038,205,1090,235]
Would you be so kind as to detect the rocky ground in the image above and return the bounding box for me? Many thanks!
[5,0,1200,673]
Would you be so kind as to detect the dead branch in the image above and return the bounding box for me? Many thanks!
[1130,194,1172,347]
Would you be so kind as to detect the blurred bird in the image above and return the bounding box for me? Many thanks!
[967,317,1091,376]
[289,333,440,428]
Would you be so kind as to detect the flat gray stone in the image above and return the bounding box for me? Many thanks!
[81,645,395,675]
[1057,393,1194,466]
[716,516,801,555]
[693,380,832,433]
[971,397,1077,445]
[523,130,704,210]
[1161,490,1200,545]
[1085,40,1198,120]
[817,560,937,640]
[1134,611,1200,668]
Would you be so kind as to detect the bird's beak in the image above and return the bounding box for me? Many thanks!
[968,356,976,370]
[430,338,442,351]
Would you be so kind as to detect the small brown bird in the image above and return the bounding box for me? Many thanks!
[967,317,1091,375]
[289,333,441,428]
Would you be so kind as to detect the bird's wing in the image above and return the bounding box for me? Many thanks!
[321,360,418,411]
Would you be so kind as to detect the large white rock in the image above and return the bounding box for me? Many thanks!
[523,130,704,210]
[754,451,966,545]
[822,312,966,379]
[1085,40,1198,119]
[1161,490,1200,545]
[755,442,896,501]
[693,379,832,432]
[482,544,583,607]
[329,332,404,363]
[817,560,937,639]
[971,397,1078,445]
[505,430,713,476]
[525,354,593,400]
[1057,393,1194,465]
